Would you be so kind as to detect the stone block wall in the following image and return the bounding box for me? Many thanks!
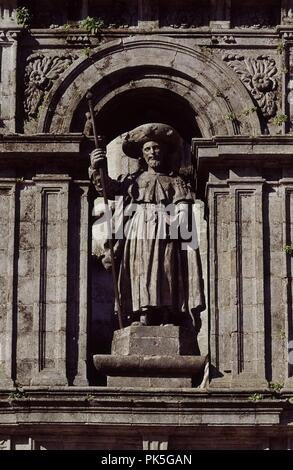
[0,0,293,388]
[1,0,293,449]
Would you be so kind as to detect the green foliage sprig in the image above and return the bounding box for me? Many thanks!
[284,245,293,255]
[248,393,264,402]
[8,384,29,401]
[268,382,284,393]
[272,113,288,126]
[16,6,32,29]
[79,17,104,35]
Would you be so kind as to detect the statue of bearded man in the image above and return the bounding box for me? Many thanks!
[89,123,204,326]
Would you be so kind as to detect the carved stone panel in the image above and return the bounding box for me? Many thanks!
[208,176,266,387]
[0,183,16,387]
[16,183,37,385]
[209,188,233,381]
[31,177,70,386]
[231,186,265,380]
[223,54,278,119]
[283,185,293,387]
[24,53,78,122]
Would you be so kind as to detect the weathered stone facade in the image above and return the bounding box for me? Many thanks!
[1,0,293,450]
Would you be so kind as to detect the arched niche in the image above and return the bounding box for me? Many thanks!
[74,81,202,177]
[34,37,263,385]
[71,85,201,143]
[38,36,262,138]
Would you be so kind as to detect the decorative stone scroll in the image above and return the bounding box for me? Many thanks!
[223,54,278,118]
[24,53,78,120]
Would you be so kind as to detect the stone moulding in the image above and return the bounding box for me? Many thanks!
[0,134,83,157]
[36,36,262,138]
[93,354,207,377]
[192,135,293,165]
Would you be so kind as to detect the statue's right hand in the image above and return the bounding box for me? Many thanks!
[90,148,106,169]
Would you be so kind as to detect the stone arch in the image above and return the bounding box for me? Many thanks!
[71,76,202,143]
[39,36,262,137]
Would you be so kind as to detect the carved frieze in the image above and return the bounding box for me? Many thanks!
[211,35,236,45]
[24,53,78,120]
[223,54,278,118]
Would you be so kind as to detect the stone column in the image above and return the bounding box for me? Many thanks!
[31,175,71,386]
[280,174,293,389]
[81,0,88,19]
[197,139,293,391]
[142,436,168,450]
[68,181,90,386]
[210,0,231,29]
[287,43,293,134]
[208,173,266,388]
[0,181,17,387]
[0,30,19,133]
[138,0,159,29]
[0,0,17,27]
[281,0,293,24]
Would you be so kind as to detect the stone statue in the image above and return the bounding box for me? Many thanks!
[89,123,204,326]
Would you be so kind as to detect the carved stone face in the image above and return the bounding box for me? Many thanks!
[142,140,164,170]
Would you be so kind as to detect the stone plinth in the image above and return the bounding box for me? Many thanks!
[93,324,207,388]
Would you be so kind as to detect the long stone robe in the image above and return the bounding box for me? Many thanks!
[90,167,204,320]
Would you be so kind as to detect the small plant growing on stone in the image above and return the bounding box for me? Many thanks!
[269,382,284,393]
[16,177,25,183]
[285,245,293,255]
[248,393,264,402]
[288,397,293,404]
[63,23,73,31]
[242,107,257,117]
[85,394,95,402]
[82,47,92,57]
[277,41,284,55]
[79,17,104,35]
[8,384,29,401]
[213,89,223,98]
[199,45,213,55]
[279,328,286,339]
[272,113,288,126]
[16,6,32,29]
[226,112,237,121]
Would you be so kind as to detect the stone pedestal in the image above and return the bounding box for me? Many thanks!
[93,324,207,388]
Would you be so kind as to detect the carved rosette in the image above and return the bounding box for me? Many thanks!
[24,53,77,120]
[223,54,278,119]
